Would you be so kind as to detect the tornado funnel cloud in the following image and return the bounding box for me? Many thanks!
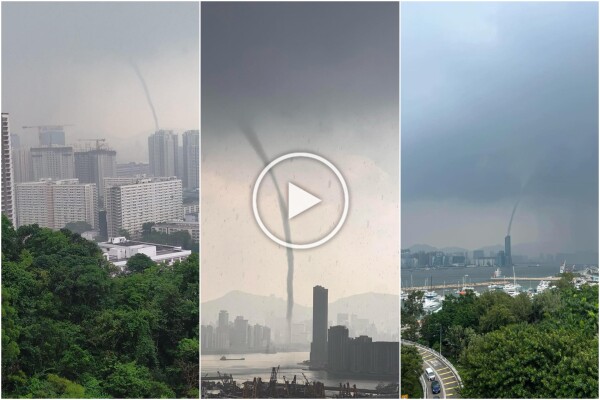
[507,197,521,236]
[130,60,160,132]
[240,123,294,344]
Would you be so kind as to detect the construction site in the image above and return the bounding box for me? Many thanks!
[201,367,399,399]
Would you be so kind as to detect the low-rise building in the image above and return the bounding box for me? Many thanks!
[98,236,191,270]
[151,220,199,243]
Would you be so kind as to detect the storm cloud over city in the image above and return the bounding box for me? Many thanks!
[2,2,198,161]
[402,2,598,257]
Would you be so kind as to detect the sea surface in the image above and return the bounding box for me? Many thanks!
[401,263,565,293]
[201,352,396,390]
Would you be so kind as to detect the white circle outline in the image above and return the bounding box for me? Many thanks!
[252,152,349,250]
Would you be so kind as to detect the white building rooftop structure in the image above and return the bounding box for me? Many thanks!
[98,236,191,270]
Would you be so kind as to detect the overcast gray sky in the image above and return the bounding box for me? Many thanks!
[2,2,198,161]
[201,2,399,305]
[402,2,598,255]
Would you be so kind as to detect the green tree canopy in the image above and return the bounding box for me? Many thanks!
[64,221,93,235]
[2,222,199,398]
[126,253,155,273]
[400,345,423,398]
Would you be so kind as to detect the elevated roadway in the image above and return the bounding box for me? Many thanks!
[402,340,462,398]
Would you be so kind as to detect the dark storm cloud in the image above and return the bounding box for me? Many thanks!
[201,3,400,304]
[201,2,398,137]
[401,2,598,208]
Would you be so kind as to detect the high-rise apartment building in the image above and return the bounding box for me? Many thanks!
[15,179,97,229]
[31,146,75,180]
[182,130,199,189]
[1,113,15,224]
[15,181,54,228]
[74,148,117,205]
[116,162,150,177]
[148,130,178,178]
[11,134,32,184]
[53,180,98,229]
[217,310,230,350]
[310,285,329,368]
[104,176,182,239]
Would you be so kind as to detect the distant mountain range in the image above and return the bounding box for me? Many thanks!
[201,290,399,334]
[407,243,597,262]
[407,244,469,254]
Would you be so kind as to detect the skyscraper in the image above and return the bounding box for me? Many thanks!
[30,146,75,180]
[148,130,178,178]
[182,130,199,189]
[505,235,512,267]
[310,285,328,368]
[1,113,15,224]
[217,310,230,350]
[327,325,349,372]
[74,148,117,206]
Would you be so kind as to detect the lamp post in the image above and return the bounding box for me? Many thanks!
[439,324,442,356]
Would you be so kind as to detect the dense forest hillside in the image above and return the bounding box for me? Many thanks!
[1,215,199,398]
[401,275,598,398]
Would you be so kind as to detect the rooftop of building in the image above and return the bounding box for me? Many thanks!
[153,220,199,228]
[98,237,187,256]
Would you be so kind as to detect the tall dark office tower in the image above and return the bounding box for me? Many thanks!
[1,113,15,224]
[182,130,199,190]
[327,325,349,372]
[74,148,117,206]
[148,130,178,178]
[310,285,328,368]
[505,235,512,267]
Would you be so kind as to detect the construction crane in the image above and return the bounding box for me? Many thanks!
[23,124,73,146]
[77,138,106,150]
[301,372,310,385]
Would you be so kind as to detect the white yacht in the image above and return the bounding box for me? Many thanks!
[488,283,504,291]
[400,290,408,301]
[503,266,521,297]
[536,280,550,294]
[422,291,442,313]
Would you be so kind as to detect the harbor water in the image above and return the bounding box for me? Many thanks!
[401,264,563,293]
[201,352,396,390]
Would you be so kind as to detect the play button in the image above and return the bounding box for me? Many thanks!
[252,152,349,250]
[288,182,321,220]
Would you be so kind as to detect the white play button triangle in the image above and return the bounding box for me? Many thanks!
[288,182,322,220]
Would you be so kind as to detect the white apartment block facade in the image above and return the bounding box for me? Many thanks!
[1,113,15,224]
[152,220,199,243]
[15,179,97,229]
[53,181,99,229]
[104,177,182,239]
